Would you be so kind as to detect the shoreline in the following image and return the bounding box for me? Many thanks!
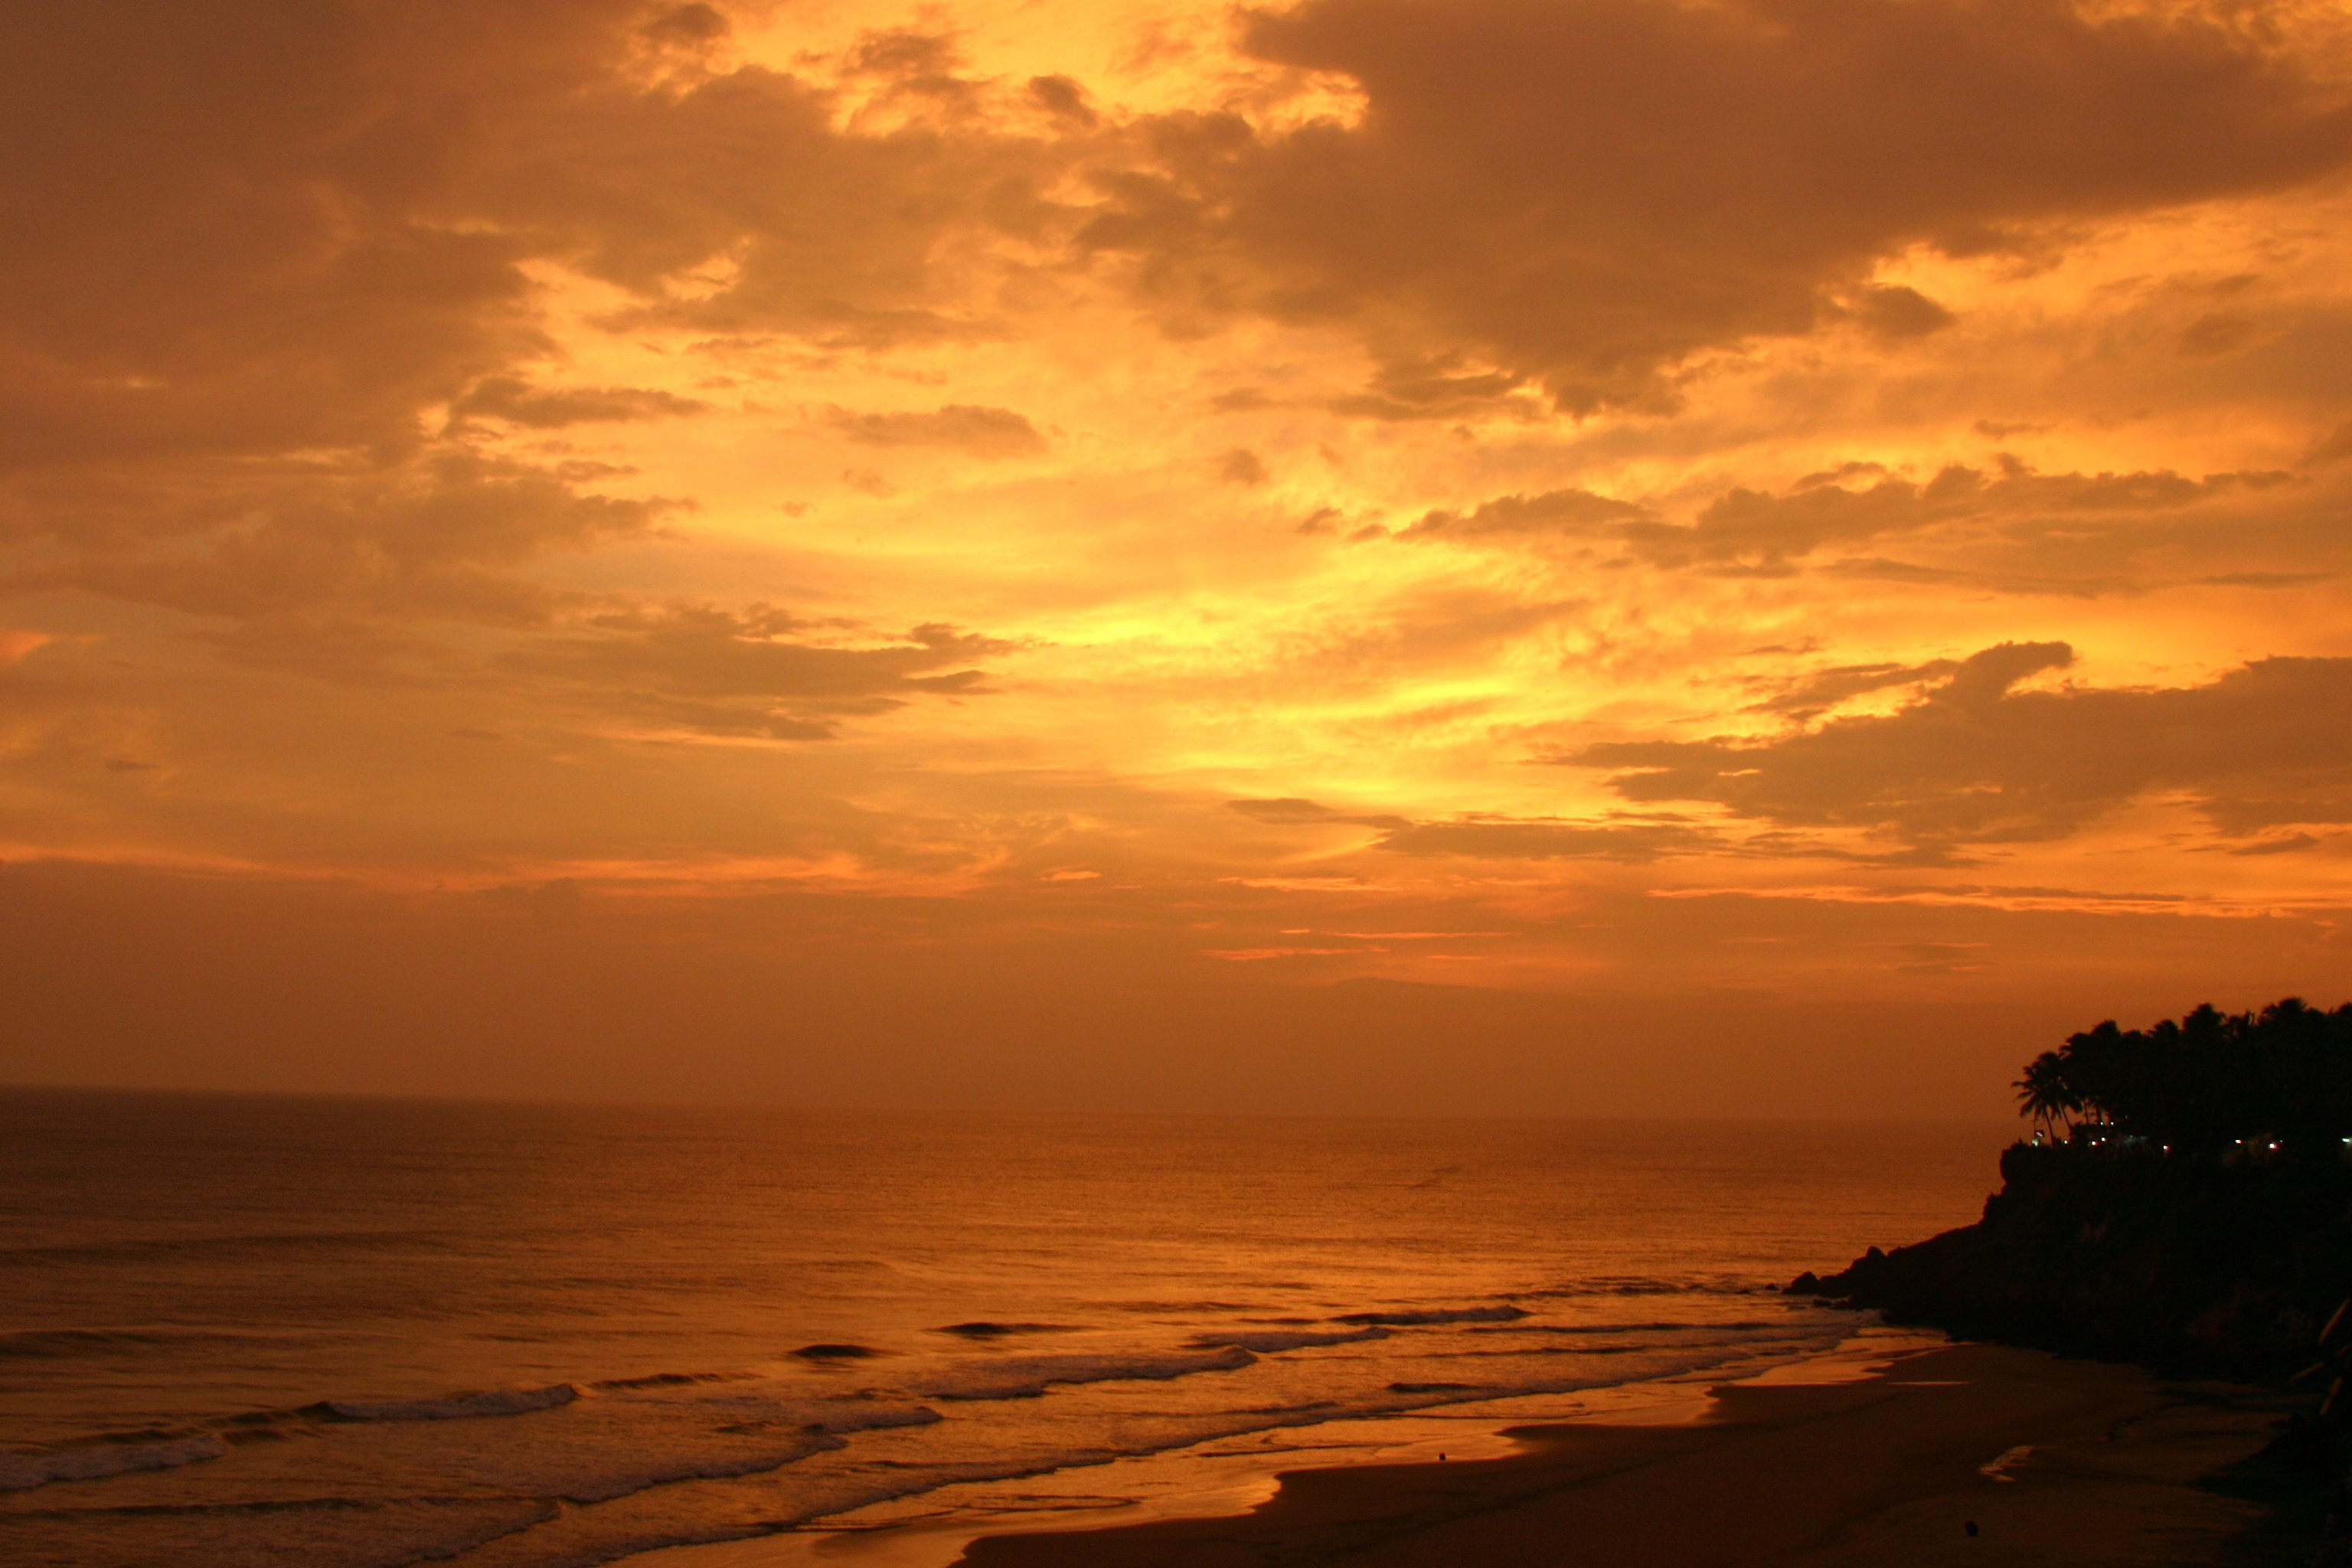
[645,1328,2297,1568]
[953,1338,2298,1568]
[636,1330,1970,1568]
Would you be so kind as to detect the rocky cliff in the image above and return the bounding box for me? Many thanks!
[1791,1142,2352,1380]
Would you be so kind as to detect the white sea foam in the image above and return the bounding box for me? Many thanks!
[0,1432,227,1491]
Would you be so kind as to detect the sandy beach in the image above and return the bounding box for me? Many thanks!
[950,1342,2294,1568]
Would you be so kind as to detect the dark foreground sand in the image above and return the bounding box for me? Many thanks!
[956,1344,2296,1568]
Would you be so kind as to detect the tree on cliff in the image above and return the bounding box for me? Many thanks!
[2014,1052,2077,1141]
[1805,995,2352,1385]
[2012,998,2352,1159]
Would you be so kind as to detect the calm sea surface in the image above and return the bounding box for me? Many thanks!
[0,1091,2014,1566]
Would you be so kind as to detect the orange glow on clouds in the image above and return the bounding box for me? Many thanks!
[3,0,2350,1111]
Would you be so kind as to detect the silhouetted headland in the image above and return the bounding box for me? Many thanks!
[1792,999,2352,1377]
[1792,998,2352,1556]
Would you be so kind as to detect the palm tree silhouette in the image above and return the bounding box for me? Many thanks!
[2011,998,2351,1161]
[2014,1051,2077,1142]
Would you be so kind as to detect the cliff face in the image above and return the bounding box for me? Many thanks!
[1792,1143,2352,1379]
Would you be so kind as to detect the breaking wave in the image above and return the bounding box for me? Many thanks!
[912,1347,1256,1400]
[0,1327,263,1360]
[588,1370,755,1391]
[1191,1327,1391,1353]
[936,1321,1067,1339]
[309,1383,578,1421]
[1332,1305,1530,1326]
[0,1432,228,1492]
[1502,1318,1780,1337]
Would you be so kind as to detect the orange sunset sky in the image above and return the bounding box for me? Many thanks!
[5,0,2351,1115]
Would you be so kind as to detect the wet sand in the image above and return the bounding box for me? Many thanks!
[954,1344,2294,1568]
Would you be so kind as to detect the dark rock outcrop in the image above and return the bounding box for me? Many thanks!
[1792,1142,2352,1380]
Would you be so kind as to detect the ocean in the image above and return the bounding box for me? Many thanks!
[0,1089,2012,1567]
